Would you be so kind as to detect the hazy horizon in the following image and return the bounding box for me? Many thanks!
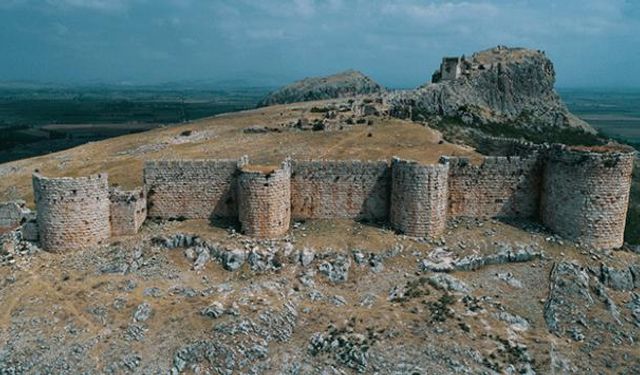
[1,0,639,89]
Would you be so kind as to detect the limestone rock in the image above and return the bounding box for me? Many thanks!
[598,264,635,291]
[318,253,351,284]
[221,248,246,271]
[495,310,530,331]
[544,262,593,336]
[247,247,282,272]
[300,247,315,267]
[192,246,210,271]
[133,302,153,322]
[201,302,225,319]
[627,293,640,327]
[387,46,595,134]
[427,274,470,294]
[630,265,640,289]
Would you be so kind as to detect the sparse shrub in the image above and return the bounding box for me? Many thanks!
[310,106,331,113]
[426,293,456,323]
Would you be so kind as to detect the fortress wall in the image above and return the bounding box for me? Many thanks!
[446,156,542,219]
[238,161,291,238]
[390,158,449,237]
[474,135,545,157]
[144,157,248,220]
[110,187,147,236]
[22,144,637,247]
[290,160,390,222]
[0,201,26,229]
[541,146,636,249]
[33,173,111,252]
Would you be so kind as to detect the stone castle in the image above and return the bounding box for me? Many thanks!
[15,138,634,252]
[432,56,463,83]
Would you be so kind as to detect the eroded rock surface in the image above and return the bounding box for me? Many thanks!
[387,46,595,134]
[1,218,639,374]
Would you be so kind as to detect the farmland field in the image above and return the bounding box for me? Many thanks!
[560,88,640,145]
[0,84,271,162]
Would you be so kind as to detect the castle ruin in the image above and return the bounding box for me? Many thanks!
[24,139,636,251]
[432,56,463,83]
[32,173,111,252]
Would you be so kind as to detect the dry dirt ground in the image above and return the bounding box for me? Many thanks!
[0,100,639,374]
[1,217,639,374]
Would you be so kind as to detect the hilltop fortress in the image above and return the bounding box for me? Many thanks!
[4,46,634,252]
[22,137,634,252]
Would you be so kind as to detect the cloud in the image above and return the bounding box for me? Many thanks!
[51,22,69,36]
[245,28,289,41]
[293,0,315,17]
[380,1,500,24]
[179,37,197,47]
[0,0,638,86]
[45,0,135,12]
[0,0,29,9]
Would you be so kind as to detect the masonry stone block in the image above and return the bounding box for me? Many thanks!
[143,157,248,220]
[447,155,542,219]
[290,160,390,222]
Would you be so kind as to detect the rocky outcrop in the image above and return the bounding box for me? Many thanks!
[420,243,544,272]
[258,70,384,106]
[387,46,595,134]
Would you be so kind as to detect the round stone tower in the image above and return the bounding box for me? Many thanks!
[541,145,636,249]
[33,173,111,252]
[237,161,291,238]
[390,157,449,237]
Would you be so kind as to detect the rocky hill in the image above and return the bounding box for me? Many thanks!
[387,46,595,135]
[258,70,384,106]
[1,209,639,374]
[0,48,638,375]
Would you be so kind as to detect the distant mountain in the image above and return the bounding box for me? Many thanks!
[257,70,385,107]
[0,78,278,92]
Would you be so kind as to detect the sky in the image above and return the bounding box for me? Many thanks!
[0,0,638,88]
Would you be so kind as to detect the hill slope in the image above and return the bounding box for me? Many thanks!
[0,97,638,375]
[0,99,476,206]
[258,70,384,106]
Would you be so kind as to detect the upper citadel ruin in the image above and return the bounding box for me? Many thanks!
[20,136,634,252]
